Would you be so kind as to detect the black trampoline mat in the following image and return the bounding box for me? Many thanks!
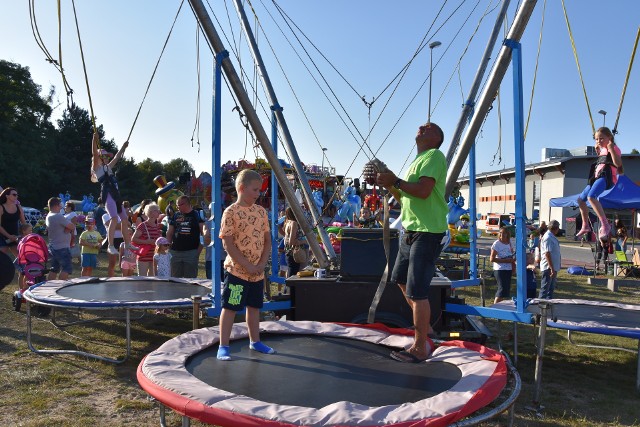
[550,304,640,328]
[57,280,210,302]
[187,334,462,408]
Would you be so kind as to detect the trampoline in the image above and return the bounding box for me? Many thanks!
[138,321,520,427]
[23,276,212,363]
[493,298,640,402]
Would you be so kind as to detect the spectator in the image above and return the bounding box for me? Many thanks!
[490,226,515,304]
[615,219,628,253]
[64,201,80,262]
[131,199,153,226]
[284,206,307,277]
[166,196,208,278]
[540,220,562,299]
[132,203,162,276]
[0,187,26,257]
[79,217,102,276]
[46,197,75,280]
[153,236,172,279]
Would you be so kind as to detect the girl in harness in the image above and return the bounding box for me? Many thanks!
[90,132,136,255]
[576,127,623,241]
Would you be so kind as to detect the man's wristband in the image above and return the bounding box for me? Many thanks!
[393,179,402,190]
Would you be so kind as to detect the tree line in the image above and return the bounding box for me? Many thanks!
[0,59,195,209]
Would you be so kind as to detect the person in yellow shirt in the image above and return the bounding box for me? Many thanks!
[79,217,102,277]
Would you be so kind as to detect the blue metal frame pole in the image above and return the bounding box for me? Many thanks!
[507,39,527,314]
[270,105,283,282]
[210,51,228,316]
[469,138,477,279]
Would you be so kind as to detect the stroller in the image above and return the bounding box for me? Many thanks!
[13,233,50,313]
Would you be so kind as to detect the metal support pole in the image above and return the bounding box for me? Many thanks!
[188,0,329,268]
[469,137,477,279]
[231,0,336,262]
[508,39,527,315]
[210,50,227,314]
[533,302,549,409]
[192,295,202,330]
[270,107,281,280]
[445,0,512,165]
[446,0,538,197]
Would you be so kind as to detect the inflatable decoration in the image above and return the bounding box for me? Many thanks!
[444,196,471,254]
[332,199,354,225]
[344,183,361,220]
[58,192,71,207]
[81,195,97,213]
[153,175,184,213]
[313,189,324,212]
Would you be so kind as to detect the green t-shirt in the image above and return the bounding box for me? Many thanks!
[400,148,448,233]
[79,229,103,255]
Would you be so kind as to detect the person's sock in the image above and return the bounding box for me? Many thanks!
[250,341,275,354]
[217,345,231,361]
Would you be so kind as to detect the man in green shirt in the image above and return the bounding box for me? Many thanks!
[377,122,448,363]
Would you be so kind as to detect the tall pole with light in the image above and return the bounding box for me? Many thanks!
[428,41,442,123]
[598,109,607,127]
[321,147,327,172]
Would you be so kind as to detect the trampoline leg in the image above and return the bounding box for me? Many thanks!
[532,301,549,410]
[637,340,640,392]
[159,404,166,427]
[182,415,190,427]
[192,295,202,330]
[513,322,518,367]
[125,309,131,361]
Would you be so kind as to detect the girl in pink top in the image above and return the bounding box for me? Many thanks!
[576,127,623,241]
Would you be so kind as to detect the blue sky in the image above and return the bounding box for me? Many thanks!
[2,1,639,182]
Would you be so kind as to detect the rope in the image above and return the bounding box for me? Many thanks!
[70,0,96,133]
[191,20,202,151]
[612,26,640,134]
[29,0,74,106]
[490,89,502,166]
[524,0,546,140]
[127,0,185,143]
[561,0,595,134]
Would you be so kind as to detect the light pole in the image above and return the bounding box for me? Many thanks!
[598,110,607,127]
[428,41,442,123]
[321,147,328,172]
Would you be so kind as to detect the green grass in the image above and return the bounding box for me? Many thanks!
[1,252,640,426]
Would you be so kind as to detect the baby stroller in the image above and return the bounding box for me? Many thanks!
[13,233,50,314]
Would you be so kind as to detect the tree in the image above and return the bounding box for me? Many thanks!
[136,157,165,195]
[163,158,194,183]
[0,60,55,207]
[631,148,639,155]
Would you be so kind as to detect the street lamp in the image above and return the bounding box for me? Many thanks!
[321,147,328,172]
[598,110,607,127]
[428,41,442,124]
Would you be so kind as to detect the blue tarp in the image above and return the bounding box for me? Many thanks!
[550,175,640,210]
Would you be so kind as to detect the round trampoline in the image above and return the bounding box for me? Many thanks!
[23,277,212,363]
[138,321,520,427]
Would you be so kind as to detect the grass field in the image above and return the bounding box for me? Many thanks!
[1,250,640,426]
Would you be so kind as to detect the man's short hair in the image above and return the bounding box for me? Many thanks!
[48,197,61,210]
[419,122,445,147]
[236,169,263,191]
[549,220,560,230]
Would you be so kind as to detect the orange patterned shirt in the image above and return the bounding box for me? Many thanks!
[219,203,270,282]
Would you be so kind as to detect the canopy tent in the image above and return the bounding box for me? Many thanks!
[550,175,640,210]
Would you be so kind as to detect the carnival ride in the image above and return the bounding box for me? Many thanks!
[22,0,640,423]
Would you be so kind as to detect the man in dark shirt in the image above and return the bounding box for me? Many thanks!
[166,195,209,277]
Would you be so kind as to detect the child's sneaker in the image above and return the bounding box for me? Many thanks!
[127,243,140,252]
[107,245,118,255]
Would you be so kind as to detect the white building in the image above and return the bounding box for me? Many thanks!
[456,149,640,231]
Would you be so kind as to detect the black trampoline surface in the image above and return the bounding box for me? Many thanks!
[186,334,462,408]
[57,280,210,302]
[25,277,212,308]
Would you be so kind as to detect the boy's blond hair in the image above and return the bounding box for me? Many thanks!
[235,169,262,191]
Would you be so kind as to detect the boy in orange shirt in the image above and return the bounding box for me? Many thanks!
[217,169,273,360]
